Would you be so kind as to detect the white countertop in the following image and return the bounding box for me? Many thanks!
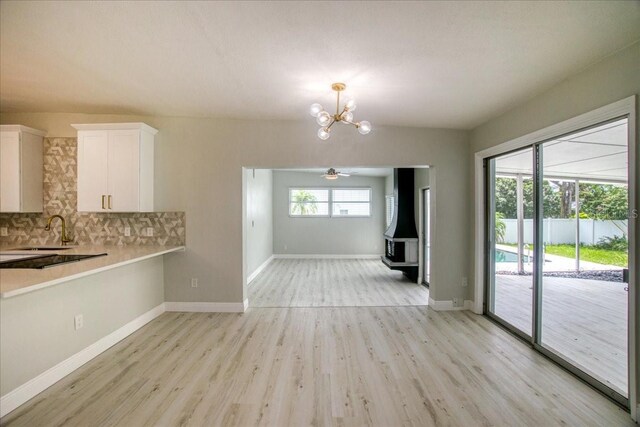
[0,245,185,298]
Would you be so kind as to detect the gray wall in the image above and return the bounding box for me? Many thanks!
[272,171,385,255]
[245,168,273,275]
[470,41,639,412]
[384,173,393,196]
[0,257,164,395]
[0,113,470,304]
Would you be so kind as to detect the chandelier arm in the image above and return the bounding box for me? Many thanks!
[341,119,359,127]
[326,118,337,130]
[336,91,340,115]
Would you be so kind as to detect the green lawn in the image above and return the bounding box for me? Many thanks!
[503,243,628,267]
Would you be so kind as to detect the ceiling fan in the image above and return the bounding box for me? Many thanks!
[322,168,356,180]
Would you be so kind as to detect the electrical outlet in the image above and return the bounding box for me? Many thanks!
[146,227,154,237]
[191,278,198,288]
[452,298,462,308]
[0,227,7,236]
[74,314,84,330]
[124,226,131,237]
[462,276,468,287]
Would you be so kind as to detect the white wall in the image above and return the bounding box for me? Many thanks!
[272,171,385,255]
[245,168,273,276]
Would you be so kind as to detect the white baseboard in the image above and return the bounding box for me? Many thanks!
[247,255,274,283]
[273,254,382,259]
[0,303,166,418]
[428,297,475,311]
[165,301,247,313]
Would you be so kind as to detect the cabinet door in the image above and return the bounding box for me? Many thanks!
[77,131,108,212]
[0,131,21,212]
[107,130,139,212]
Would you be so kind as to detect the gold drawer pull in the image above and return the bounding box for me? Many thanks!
[108,195,112,209]
[102,195,106,209]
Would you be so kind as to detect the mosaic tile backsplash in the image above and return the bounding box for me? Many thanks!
[0,137,185,246]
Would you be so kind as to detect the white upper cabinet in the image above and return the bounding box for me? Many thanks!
[0,125,45,213]
[73,123,158,212]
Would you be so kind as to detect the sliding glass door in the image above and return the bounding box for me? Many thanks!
[486,118,630,406]
[487,147,534,338]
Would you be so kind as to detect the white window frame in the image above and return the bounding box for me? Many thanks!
[288,187,330,217]
[288,187,373,218]
[330,187,372,218]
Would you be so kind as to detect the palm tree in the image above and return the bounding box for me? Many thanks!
[291,190,318,215]
[495,212,506,243]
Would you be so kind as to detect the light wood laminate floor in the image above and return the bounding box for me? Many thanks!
[2,307,631,426]
[494,274,628,395]
[249,258,428,307]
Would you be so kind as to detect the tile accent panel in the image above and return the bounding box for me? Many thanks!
[0,137,185,246]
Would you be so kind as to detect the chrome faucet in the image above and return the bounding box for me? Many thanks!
[45,215,73,245]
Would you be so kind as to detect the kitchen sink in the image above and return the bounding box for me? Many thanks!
[0,253,108,269]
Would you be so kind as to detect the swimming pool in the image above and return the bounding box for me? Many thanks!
[495,249,532,263]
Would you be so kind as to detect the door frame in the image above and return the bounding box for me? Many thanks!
[419,186,431,286]
[474,96,637,418]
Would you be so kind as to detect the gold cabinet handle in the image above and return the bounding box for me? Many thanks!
[102,195,106,209]
[108,195,112,209]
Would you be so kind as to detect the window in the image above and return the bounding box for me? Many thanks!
[332,188,371,217]
[385,195,395,227]
[289,188,329,216]
[288,187,372,217]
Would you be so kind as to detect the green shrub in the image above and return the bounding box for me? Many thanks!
[595,235,628,251]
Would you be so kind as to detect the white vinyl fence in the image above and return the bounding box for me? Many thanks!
[502,219,627,245]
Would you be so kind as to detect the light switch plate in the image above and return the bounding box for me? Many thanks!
[124,226,131,237]
[146,227,153,237]
[0,227,7,236]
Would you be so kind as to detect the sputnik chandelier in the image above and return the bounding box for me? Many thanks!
[309,82,371,140]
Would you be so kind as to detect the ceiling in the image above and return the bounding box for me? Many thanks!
[495,118,628,183]
[1,1,638,129]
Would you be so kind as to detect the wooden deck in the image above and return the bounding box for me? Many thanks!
[494,274,628,396]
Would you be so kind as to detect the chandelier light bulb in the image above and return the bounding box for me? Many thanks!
[309,83,369,139]
[309,103,323,117]
[316,111,331,127]
[341,111,353,123]
[358,121,371,135]
[318,127,331,140]
[345,99,357,111]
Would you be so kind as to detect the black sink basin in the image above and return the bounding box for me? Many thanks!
[0,253,108,269]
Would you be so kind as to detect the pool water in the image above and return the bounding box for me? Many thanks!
[495,249,532,263]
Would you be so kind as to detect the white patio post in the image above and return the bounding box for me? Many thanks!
[517,174,524,274]
[575,179,580,272]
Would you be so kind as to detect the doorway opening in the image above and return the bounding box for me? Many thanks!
[243,166,431,308]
